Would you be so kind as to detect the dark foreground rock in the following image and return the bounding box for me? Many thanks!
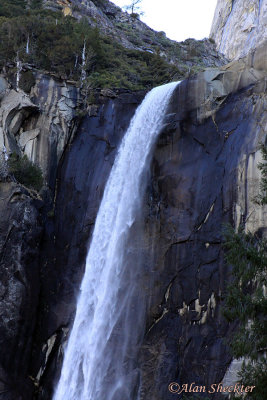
[0,183,43,400]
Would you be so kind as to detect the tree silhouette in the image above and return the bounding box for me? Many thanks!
[124,0,143,16]
[223,145,267,399]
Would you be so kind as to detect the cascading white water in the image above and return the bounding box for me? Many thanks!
[16,58,22,91]
[2,145,8,161]
[81,40,86,83]
[53,82,178,400]
[26,35,30,55]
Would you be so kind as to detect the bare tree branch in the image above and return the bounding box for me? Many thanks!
[124,0,143,16]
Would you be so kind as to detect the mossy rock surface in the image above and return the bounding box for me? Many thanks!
[19,71,36,93]
[8,154,43,191]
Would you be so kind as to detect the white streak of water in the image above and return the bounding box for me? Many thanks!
[26,35,30,55]
[16,57,22,91]
[3,145,8,161]
[53,82,178,400]
[81,40,86,83]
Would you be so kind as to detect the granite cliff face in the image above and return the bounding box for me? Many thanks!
[0,1,266,399]
[139,45,267,399]
[0,73,80,188]
[0,71,81,399]
[0,74,147,398]
[210,0,267,59]
[0,182,42,399]
[1,42,266,399]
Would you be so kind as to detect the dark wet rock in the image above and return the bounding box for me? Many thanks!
[138,49,267,399]
[0,182,43,400]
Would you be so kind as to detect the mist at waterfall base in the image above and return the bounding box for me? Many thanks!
[53,82,178,400]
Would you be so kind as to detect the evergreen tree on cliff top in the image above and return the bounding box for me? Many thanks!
[224,144,267,399]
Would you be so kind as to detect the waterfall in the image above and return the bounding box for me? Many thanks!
[81,40,86,83]
[74,55,78,69]
[53,82,178,400]
[16,54,22,90]
[0,145,8,180]
[26,35,30,55]
[2,145,8,161]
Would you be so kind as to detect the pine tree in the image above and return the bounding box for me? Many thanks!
[256,144,267,205]
[223,145,267,399]
[0,0,27,17]
[29,0,42,10]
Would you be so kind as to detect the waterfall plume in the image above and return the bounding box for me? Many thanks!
[53,82,178,400]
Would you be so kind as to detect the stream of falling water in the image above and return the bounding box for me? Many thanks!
[53,82,178,400]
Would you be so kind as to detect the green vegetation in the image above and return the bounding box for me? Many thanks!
[0,0,27,18]
[0,0,181,89]
[19,70,36,93]
[124,0,143,17]
[256,144,267,205]
[223,145,267,399]
[8,153,43,191]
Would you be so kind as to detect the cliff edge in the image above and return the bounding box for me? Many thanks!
[210,0,267,59]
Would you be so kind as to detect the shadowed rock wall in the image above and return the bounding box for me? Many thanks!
[28,89,146,400]
[0,183,42,400]
[139,75,267,400]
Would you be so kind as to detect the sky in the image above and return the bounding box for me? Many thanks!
[111,0,218,42]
